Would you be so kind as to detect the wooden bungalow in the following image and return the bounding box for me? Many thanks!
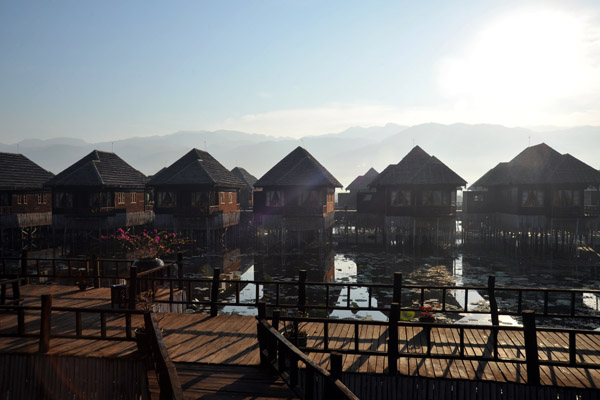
[463,143,600,236]
[356,146,466,249]
[253,146,342,248]
[147,149,245,250]
[337,167,378,210]
[231,167,258,210]
[0,152,54,255]
[45,150,152,254]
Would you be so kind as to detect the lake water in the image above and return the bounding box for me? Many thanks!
[189,245,600,329]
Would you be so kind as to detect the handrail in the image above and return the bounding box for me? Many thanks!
[132,270,600,322]
[259,303,600,387]
[256,304,358,400]
[144,313,184,400]
[5,255,600,322]
[0,295,181,399]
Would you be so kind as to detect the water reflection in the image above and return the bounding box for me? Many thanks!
[183,245,600,328]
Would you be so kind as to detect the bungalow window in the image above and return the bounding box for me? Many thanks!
[229,193,233,204]
[131,193,137,203]
[117,192,125,204]
[90,192,111,207]
[299,190,319,206]
[0,193,10,206]
[266,191,283,207]
[17,194,23,205]
[220,192,225,204]
[522,190,544,207]
[421,190,443,206]
[56,192,73,208]
[191,192,209,207]
[390,190,411,207]
[553,189,581,207]
[157,192,175,208]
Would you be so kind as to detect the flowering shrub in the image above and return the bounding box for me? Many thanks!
[103,228,189,259]
[420,303,435,318]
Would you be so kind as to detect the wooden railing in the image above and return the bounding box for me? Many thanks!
[5,254,600,323]
[0,294,183,399]
[256,303,359,400]
[132,269,600,323]
[257,303,600,387]
[0,276,25,305]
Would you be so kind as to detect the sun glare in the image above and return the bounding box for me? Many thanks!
[439,9,595,121]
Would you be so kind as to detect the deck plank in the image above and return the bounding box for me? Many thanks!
[3,283,600,391]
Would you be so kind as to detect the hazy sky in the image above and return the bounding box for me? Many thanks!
[1,0,599,143]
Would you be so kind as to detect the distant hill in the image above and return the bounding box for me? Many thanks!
[1,123,598,189]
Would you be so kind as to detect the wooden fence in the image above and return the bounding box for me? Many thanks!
[256,303,358,400]
[0,295,183,399]
[0,353,149,400]
[4,252,600,323]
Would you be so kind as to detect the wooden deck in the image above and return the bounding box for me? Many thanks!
[3,284,600,392]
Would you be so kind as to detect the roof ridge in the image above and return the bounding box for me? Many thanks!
[196,158,217,184]
[91,159,105,185]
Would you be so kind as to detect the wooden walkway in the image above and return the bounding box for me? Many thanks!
[3,284,600,392]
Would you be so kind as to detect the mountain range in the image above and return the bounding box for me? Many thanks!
[1,123,599,190]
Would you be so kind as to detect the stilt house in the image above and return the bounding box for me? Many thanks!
[361,146,466,217]
[147,149,245,250]
[464,143,600,222]
[356,146,466,248]
[253,146,342,247]
[45,150,152,253]
[337,167,378,210]
[0,152,54,255]
[231,167,258,210]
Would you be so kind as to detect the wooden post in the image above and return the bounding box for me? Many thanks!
[92,255,100,288]
[298,269,307,313]
[257,301,266,320]
[211,267,220,317]
[330,351,342,381]
[129,265,138,310]
[522,310,540,385]
[392,272,402,304]
[569,331,577,366]
[488,275,499,326]
[387,302,399,374]
[39,294,52,353]
[20,249,28,285]
[177,252,184,290]
[272,309,280,330]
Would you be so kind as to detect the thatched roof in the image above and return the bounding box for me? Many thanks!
[231,167,257,189]
[470,143,600,189]
[45,150,146,188]
[255,146,342,188]
[370,146,466,188]
[346,168,379,191]
[147,149,244,188]
[0,152,54,190]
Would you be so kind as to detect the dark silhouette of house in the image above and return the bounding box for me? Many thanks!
[254,146,342,248]
[0,152,54,255]
[356,146,466,248]
[337,167,378,210]
[231,167,258,210]
[464,143,600,231]
[147,149,245,250]
[45,150,151,254]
